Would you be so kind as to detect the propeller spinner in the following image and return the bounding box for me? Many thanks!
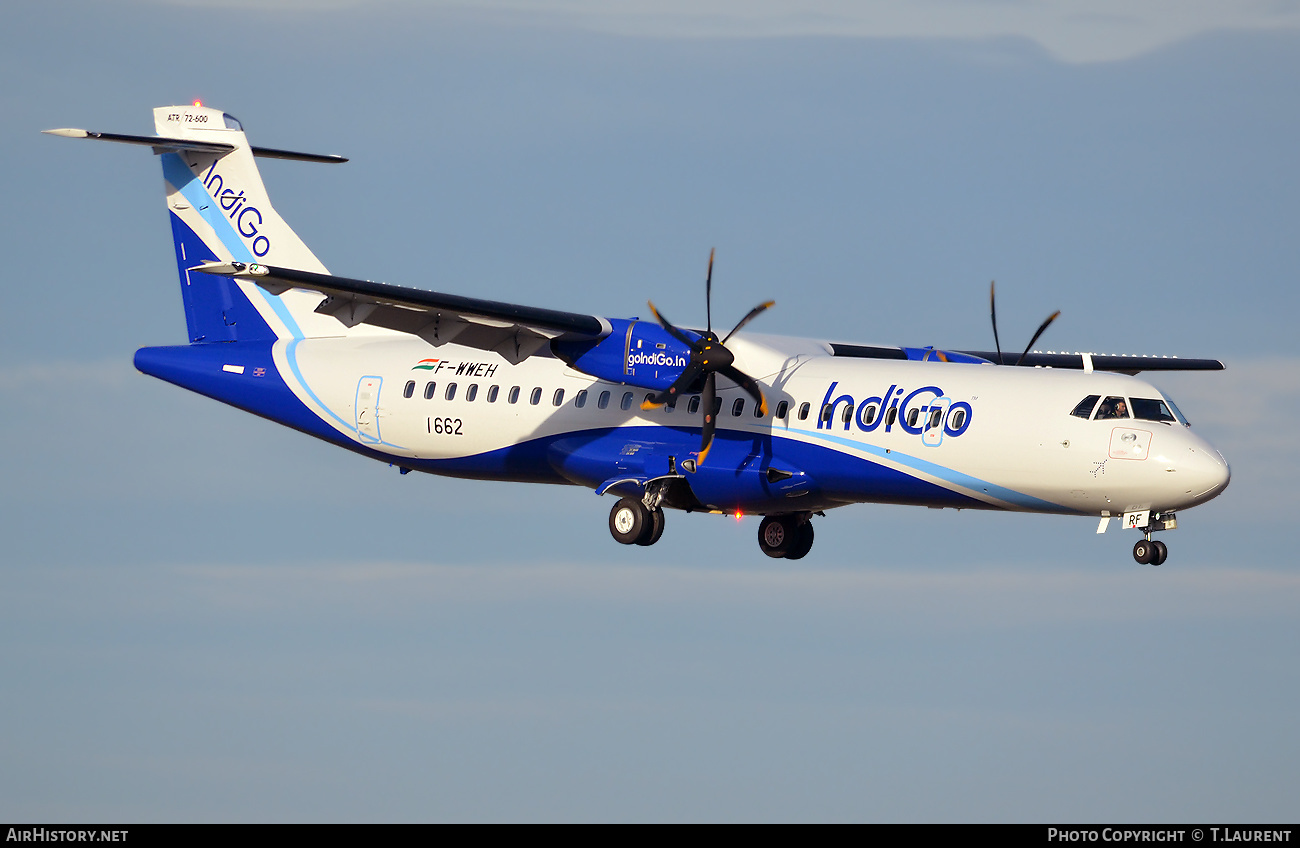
[642,249,773,464]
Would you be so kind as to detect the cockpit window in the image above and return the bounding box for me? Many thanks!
[222,113,243,131]
[1094,396,1130,420]
[1131,397,1177,423]
[1070,395,1101,419]
[1159,391,1191,426]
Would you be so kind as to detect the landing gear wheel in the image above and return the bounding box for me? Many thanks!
[758,515,797,558]
[636,508,665,546]
[609,498,650,545]
[784,522,815,560]
[1151,540,1168,566]
[1133,539,1154,565]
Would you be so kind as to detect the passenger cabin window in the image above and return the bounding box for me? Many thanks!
[929,408,943,429]
[949,408,966,430]
[553,389,565,407]
[530,387,542,405]
[1094,396,1130,420]
[732,398,745,417]
[820,404,834,423]
[1131,398,1178,423]
[508,386,520,404]
[687,396,700,415]
[860,404,878,427]
[644,393,654,409]
[620,392,634,411]
[906,408,919,428]
[885,407,898,426]
[444,383,457,401]
[403,380,416,399]
[1071,395,1100,419]
[754,399,764,418]
[424,382,437,400]
[487,385,499,403]
[842,404,854,425]
[798,402,810,421]
[712,397,723,417]
[775,401,789,419]
[465,384,478,402]
[598,390,611,409]
[665,396,676,413]
[575,390,588,408]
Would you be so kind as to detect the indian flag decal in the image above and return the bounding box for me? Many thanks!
[412,359,441,370]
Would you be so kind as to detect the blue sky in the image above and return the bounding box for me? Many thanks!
[2,0,1298,822]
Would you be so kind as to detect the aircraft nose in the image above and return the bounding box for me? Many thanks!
[1178,443,1231,505]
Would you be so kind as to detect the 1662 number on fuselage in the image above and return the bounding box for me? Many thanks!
[428,417,464,436]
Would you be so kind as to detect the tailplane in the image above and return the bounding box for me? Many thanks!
[47,104,348,342]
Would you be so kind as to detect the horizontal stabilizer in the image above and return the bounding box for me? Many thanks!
[42,129,346,163]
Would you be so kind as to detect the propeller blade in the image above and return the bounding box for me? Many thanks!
[989,280,1004,366]
[698,372,717,464]
[1015,310,1061,367]
[718,364,768,416]
[705,248,714,334]
[647,301,697,348]
[642,360,705,410]
[721,300,775,344]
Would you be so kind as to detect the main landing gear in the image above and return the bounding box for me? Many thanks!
[609,497,666,546]
[757,514,815,560]
[609,477,669,547]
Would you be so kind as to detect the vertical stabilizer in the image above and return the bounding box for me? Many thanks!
[153,104,344,342]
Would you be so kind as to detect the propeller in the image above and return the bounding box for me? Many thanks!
[642,249,774,464]
[989,280,1061,368]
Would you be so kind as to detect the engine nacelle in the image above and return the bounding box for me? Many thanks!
[552,318,698,391]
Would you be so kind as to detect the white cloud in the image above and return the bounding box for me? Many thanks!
[157,0,1300,63]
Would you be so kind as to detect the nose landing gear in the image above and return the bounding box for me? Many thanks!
[1133,538,1168,566]
[1126,510,1175,566]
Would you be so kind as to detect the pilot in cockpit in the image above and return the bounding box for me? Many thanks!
[1095,397,1128,420]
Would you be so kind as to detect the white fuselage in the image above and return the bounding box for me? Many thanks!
[270,330,1230,517]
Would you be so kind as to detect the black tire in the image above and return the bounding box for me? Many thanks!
[636,508,665,546]
[1133,539,1154,565]
[609,498,648,545]
[1152,540,1168,566]
[758,515,796,558]
[784,522,815,560]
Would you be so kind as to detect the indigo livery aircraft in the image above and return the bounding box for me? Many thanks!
[46,103,1230,564]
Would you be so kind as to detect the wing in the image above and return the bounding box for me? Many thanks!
[827,343,1224,374]
[192,261,610,363]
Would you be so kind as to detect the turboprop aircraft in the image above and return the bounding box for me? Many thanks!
[46,103,1231,564]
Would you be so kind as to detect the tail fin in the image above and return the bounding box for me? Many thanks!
[47,104,348,343]
[151,104,352,342]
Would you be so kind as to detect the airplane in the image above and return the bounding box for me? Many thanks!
[45,103,1231,565]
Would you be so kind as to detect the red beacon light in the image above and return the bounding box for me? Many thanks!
[192,99,202,107]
